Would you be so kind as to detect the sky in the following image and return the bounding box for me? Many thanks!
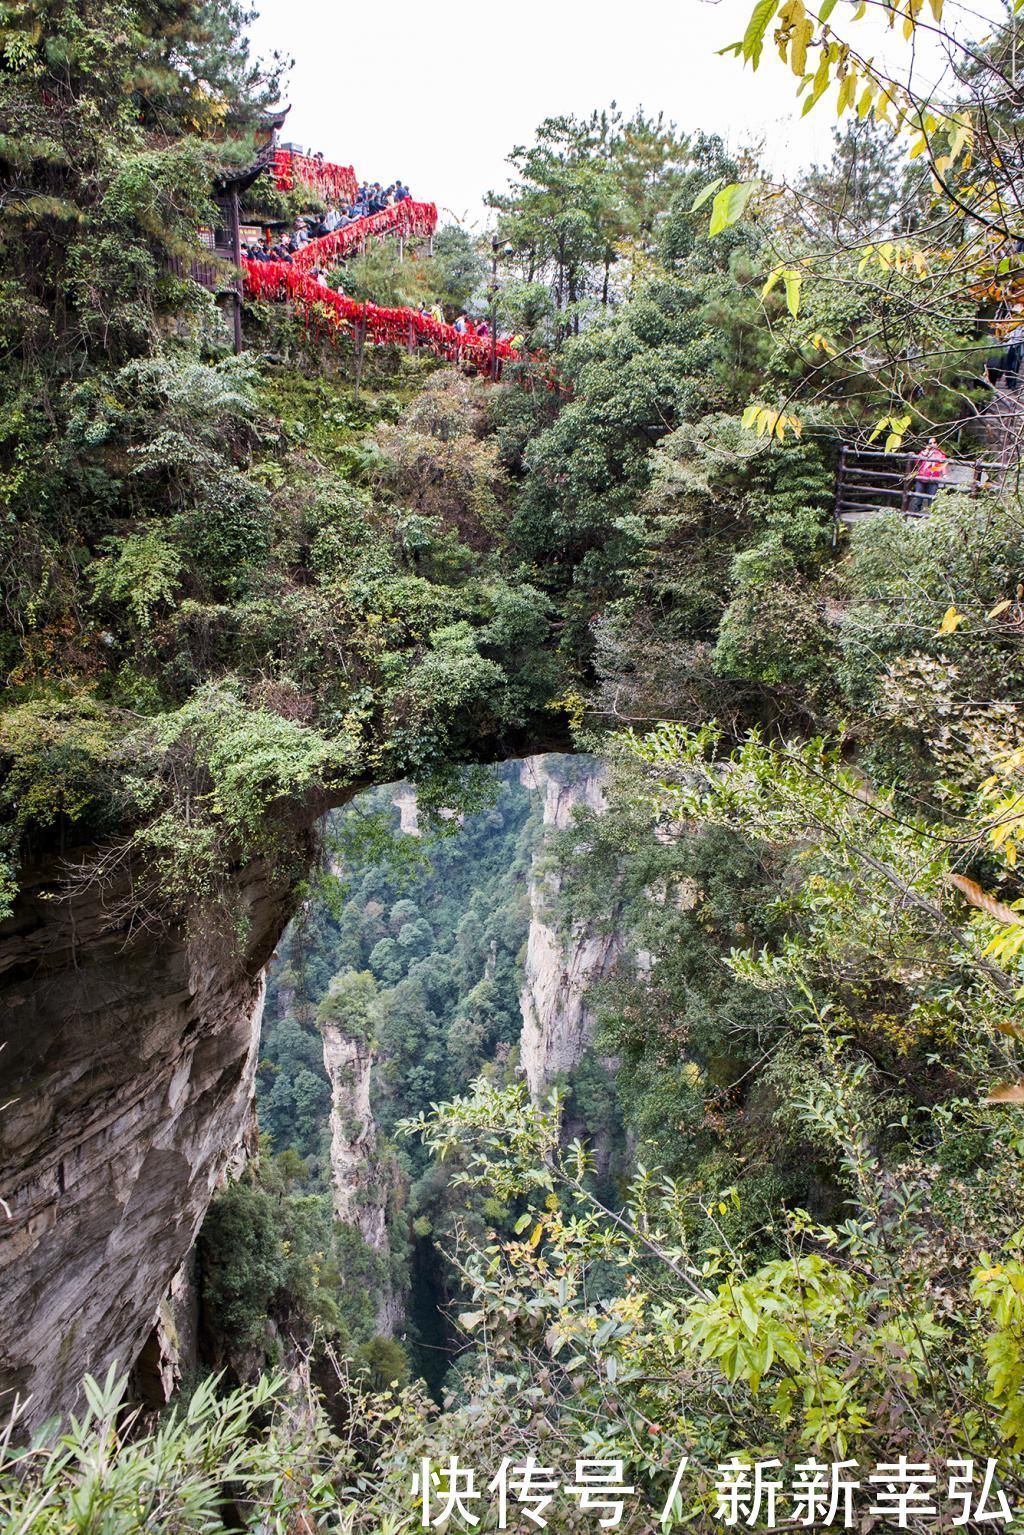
[244,0,840,226]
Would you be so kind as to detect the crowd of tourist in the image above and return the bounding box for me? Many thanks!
[242,180,414,265]
[241,169,523,350]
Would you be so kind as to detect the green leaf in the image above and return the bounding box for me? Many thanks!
[741,0,780,66]
[690,176,725,213]
[762,266,783,298]
[819,0,838,17]
[783,268,802,317]
[802,50,832,114]
[709,180,759,237]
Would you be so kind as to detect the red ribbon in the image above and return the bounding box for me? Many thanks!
[272,149,358,205]
[291,200,439,270]
[243,194,563,389]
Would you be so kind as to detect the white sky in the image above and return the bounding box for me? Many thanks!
[244,0,982,227]
[245,0,835,225]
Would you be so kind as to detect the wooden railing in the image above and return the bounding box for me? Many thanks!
[157,249,236,292]
[834,445,1002,528]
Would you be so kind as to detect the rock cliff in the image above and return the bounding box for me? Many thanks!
[321,1025,386,1249]
[320,1022,400,1334]
[0,841,308,1428]
[517,758,620,1098]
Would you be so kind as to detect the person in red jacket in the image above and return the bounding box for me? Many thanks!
[910,437,948,515]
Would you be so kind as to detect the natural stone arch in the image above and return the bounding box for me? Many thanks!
[0,731,572,1427]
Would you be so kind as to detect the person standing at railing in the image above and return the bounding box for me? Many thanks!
[910,437,948,515]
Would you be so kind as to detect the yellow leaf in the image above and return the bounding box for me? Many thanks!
[837,69,857,114]
[529,1223,543,1248]
[791,16,813,74]
[937,605,965,635]
[762,266,783,299]
[987,599,1012,619]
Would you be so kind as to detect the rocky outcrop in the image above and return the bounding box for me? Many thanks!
[321,1024,401,1335]
[391,784,421,838]
[518,758,620,1098]
[0,840,308,1430]
[322,1026,385,1249]
[130,1254,200,1410]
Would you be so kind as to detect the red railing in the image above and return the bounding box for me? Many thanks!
[272,149,358,205]
[291,200,438,269]
[244,184,562,388]
[243,259,534,378]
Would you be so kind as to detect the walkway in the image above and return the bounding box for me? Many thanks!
[834,444,1002,527]
[242,174,559,385]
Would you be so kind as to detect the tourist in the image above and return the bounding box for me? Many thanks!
[910,437,948,514]
[1002,323,1024,390]
[395,181,410,202]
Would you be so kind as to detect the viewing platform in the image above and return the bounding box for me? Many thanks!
[834,444,1003,530]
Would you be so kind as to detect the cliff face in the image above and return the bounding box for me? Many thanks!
[517,758,620,1098]
[321,1025,385,1249]
[390,783,421,837]
[0,844,305,1428]
[321,1023,401,1334]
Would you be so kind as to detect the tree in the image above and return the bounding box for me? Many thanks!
[488,106,689,336]
[707,0,1024,455]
